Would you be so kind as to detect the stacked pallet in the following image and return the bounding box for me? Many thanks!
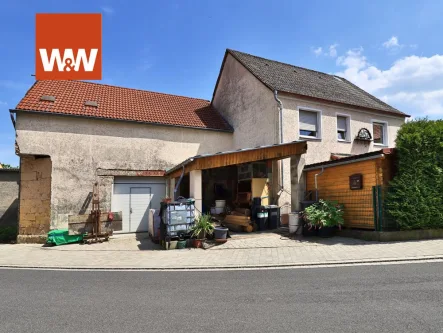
[222,208,254,232]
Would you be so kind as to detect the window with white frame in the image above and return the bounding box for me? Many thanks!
[337,115,350,141]
[373,122,387,145]
[299,110,320,138]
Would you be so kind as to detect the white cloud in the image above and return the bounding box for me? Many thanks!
[328,44,338,57]
[335,48,443,117]
[312,47,323,57]
[383,36,400,49]
[101,6,114,15]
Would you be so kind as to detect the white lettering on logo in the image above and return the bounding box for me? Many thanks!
[39,49,98,72]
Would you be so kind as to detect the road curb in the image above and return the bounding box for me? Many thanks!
[1,255,443,271]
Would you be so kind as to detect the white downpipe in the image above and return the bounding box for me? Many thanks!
[274,90,284,191]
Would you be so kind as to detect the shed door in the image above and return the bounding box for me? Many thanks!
[112,177,166,233]
[130,187,152,233]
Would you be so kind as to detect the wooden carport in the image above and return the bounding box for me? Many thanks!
[165,141,308,213]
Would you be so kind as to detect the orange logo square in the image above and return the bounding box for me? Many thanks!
[36,13,102,80]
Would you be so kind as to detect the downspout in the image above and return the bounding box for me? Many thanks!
[274,90,284,191]
[314,167,324,201]
[173,165,186,201]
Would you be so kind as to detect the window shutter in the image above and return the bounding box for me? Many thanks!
[337,116,347,131]
[299,111,318,131]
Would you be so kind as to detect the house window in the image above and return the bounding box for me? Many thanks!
[299,110,320,138]
[337,115,349,141]
[373,122,387,145]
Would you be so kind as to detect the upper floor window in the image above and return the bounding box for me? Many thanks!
[372,121,388,146]
[299,109,321,139]
[337,115,350,141]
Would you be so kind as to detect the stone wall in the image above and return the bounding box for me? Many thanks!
[0,170,19,228]
[18,156,52,243]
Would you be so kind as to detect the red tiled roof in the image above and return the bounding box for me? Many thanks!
[15,80,233,131]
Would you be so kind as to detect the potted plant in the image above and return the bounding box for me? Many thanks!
[190,214,214,248]
[302,200,344,238]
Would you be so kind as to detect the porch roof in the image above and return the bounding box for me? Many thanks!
[166,140,307,178]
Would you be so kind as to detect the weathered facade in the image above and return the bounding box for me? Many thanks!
[12,48,409,242]
[15,113,233,235]
[0,169,19,229]
[212,50,408,207]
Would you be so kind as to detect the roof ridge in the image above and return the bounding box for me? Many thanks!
[227,49,337,79]
[37,80,211,103]
[226,49,408,117]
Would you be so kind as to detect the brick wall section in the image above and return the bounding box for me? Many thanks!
[18,156,52,243]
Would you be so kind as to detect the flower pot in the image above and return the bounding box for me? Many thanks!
[193,239,203,248]
[214,227,228,240]
[317,226,335,238]
[302,224,317,237]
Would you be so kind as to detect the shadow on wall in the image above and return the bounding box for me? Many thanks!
[78,192,93,215]
[350,141,371,155]
[0,198,18,228]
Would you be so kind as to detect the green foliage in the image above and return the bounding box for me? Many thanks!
[190,214,214,239]
[0,163,16,169]
[386,118,443,230]
[302,200,344,228]
[0,226,17,243]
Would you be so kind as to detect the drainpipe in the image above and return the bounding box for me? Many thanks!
[274,90,284,191]
[314,167,325,201]
[173,165,186,201]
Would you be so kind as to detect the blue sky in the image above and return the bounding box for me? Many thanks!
[1,0,442,166]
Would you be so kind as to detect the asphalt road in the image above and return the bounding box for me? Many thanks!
[1,263,443,333]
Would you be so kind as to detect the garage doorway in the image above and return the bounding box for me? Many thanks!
[112,177,166,233]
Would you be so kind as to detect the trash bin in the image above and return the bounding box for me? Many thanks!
[256,206,268,231]
[251,197,262,221]
[267,205,280,229]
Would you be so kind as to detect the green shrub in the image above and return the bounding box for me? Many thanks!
[0,226,17,243]
[302,199,344,228]
[386,118,443,229]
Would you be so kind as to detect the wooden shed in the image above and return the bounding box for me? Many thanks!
[303,149,396,230]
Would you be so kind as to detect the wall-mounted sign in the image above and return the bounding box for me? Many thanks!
[349,173,363,190]
[355,128,372,142]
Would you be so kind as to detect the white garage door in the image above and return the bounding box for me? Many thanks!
[111,177,166,233]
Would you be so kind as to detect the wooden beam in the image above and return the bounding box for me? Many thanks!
[167,141,307,178]
[68,212,123,235]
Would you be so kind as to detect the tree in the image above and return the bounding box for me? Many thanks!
[0,163,17,169]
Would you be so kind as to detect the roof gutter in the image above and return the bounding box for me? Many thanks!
[304,153,385,171]
[9,110,16,129]
[9,109,235,133]
[166,157,195,177]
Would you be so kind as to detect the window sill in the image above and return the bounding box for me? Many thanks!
[299,135,322,141]
[337,139,351,144]
[373,143,388,147]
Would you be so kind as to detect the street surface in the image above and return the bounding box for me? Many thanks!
[1,263,442,332]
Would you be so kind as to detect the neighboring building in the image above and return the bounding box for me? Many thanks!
[11,49,408,242]
[12,80,233,242]
[0,168,19,229]
[212,49,409,205]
